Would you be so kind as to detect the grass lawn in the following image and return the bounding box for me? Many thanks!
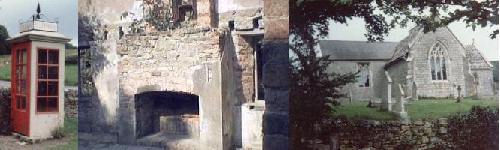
[50,117,78,150]
[65,64,78,86]
[0,62,10,81]
[0,55,78,86]
[332,102,399,120]
[406,98,498,120]
[333,99,499,121]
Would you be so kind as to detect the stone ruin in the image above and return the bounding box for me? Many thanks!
[78,0,288,149]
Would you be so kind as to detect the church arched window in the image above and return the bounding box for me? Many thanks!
[430,43,447,80]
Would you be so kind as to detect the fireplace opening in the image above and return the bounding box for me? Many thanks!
[135,91,199,140]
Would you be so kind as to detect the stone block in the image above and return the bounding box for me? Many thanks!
[263,135,288,150]
[264,89,289,112]
[264,0,289,17]
[438,118,448,125]
[263,112,288,136]
[262,41,289,88]
[263,18,289,40]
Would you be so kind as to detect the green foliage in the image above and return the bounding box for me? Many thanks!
[0,25,10,55]
[0,63,10,81]
[65,43,77,49]
[447,106,499,149]
[290,23,357,149]
[291,0,498,42]
[65,49,78,64]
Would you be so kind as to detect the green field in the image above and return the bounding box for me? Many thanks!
[406,98,498,120]
[50,117,78,150]
[332,99,499,121]
[0,50,78,86]
[332,101,398,120]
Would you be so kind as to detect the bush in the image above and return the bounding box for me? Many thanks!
[0,88,11,135]
[447,106,499,150]
[65,55,78,64]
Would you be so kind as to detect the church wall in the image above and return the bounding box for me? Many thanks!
[410,28,466,98]
[472,69,496,98]
[327,60,387,102]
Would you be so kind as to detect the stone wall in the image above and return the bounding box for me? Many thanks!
[313,119,452,150]
[117,28,221,96]
[472,69,495,99]
[410,28,466,98]
[262,0,289,149]
[65,89,78,119]
[328,61,388,102]
[0,88,11,135]
[221,31,245,148]
[116,28,222,145]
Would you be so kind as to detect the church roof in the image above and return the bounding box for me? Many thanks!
[465,44,492,69]
[319,40,399,61]
[385,26,423,68]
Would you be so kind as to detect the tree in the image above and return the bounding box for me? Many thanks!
[65,42,77,49]
[0,25,10,55]
[290,0,498,148]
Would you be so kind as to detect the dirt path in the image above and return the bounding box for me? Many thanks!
[0,135,72,150]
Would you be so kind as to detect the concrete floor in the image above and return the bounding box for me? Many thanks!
[136,132,199,150]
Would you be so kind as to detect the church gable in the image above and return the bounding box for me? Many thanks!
[465,44,492,70]
[398,27,468,98]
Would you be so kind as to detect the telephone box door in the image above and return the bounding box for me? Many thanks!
[11,44,30,136]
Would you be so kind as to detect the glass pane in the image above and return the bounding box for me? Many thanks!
[47,81,58,96]
[38,49,47,64]
[16,66,22,79]
[442,59,447,80]
[38,81,47,96]
[16,79,20,93]
[21,65,26,80]
[22,50,27,64]
[436,58,442,80]
[21,96,26,110]
[47,97,58,112]
[48,50,59,64]
[16,98,20,109]
[431,57,436,80]
[19,79,26,94]
[38,66,47,79]
[37,98,46,112]
[48,66,58,79]
[17,50,22,64]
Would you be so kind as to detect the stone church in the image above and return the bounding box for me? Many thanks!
[320,26,495,106]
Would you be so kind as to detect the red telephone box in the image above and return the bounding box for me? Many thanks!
[7,8,70,139]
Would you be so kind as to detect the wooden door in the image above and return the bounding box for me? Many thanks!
[11,44,30,136]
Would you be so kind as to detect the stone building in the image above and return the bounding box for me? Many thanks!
[78,0,288,149]
[321,26,495,106]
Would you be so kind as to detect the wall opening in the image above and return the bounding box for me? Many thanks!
[135,91,199,140]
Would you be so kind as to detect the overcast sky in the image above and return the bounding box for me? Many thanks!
[0,0,77,45]
[328,18,499,61]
